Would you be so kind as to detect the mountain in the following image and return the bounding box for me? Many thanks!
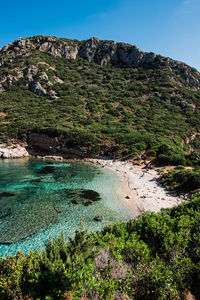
[0,36,200,299]
[0,36,199,164]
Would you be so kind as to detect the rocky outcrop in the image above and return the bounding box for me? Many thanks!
[54,77,64,84]
[39,72,49,81]
[0,144,29,158]
[29,81,46,96]
[181,70,199,89]
[26,65,38,82]
[78,37,157,67]
[0,36,199,90]
[39,41,79,59]
[49,89,58,99]
[28,133,93,158]
[29,133,58,152]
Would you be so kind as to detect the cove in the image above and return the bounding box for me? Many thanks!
[0,158,132,257]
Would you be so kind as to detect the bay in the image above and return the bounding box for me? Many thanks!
[0,158,132,257]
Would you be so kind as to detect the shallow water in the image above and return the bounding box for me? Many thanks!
[0,158,132,257]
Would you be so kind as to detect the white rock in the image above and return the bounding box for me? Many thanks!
[0,145,29,158]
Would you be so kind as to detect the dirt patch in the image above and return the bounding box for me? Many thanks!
[95,248,131,280]
[0,112,6,118]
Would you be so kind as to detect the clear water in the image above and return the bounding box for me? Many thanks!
[0,158,132,257]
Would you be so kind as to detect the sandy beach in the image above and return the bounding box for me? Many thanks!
[89,158,188,217]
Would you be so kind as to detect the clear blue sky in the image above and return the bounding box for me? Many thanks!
[0,0,199,70]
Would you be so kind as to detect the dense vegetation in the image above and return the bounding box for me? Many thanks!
[0,192,200,299]
[0,37,200,165]
[161,168,200,192]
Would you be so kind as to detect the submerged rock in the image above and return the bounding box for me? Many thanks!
[71,199,79,204]
[81,190,101,202]
[60,189,101,206]
[0,191,15,198]
[36,165,54,174]
[84,200,93,206]
[93,216,102,222]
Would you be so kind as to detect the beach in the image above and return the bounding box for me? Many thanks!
[89,158,188,216]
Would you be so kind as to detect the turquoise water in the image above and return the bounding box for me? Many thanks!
[0,158,132,257]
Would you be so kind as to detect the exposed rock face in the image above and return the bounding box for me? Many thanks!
[27,65,38,82]
[28,133,93,158]
[95,248,130,280]
[78,37,156,67]
[29,81,46,96]
[39,72,48,81]
[181,70,199,89]
[49,89,58,99]
[54,77,64,84]
[29,133,57,151]
[40,41,79,59]
[0,36,199,91]
[0,144,29,158]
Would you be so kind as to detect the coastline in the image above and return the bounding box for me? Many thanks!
[88,158,188,216]
[0,143,188,216]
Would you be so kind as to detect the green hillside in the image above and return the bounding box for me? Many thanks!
[0,36,199,165]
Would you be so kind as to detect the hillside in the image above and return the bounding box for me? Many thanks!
[0,36,200,165]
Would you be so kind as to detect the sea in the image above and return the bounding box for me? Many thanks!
[0,158,132,257]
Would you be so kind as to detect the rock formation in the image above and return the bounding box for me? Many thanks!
[0,144,29,158]
[0,35,199,96]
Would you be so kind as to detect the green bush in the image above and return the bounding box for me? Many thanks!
[161,169,200,191]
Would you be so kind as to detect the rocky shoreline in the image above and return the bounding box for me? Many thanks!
[0,143,29,158]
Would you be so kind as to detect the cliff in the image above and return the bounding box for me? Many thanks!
[0,36,199,98]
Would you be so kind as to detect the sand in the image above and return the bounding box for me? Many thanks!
[89,158,188,217]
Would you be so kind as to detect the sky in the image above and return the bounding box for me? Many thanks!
[0,0,200,70]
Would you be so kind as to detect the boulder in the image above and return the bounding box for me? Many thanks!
[27,65,38,82]
[93,215,102,221]
[6,75,13,85]
[0,144,29,158]
[39,72,49,81]
[49,89,58,99]
[29,81,46,96]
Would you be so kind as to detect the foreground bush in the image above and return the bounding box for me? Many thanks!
[0,193,200,299]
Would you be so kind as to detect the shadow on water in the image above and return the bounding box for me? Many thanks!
[0,192,15,198]
[36,165,55,174]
